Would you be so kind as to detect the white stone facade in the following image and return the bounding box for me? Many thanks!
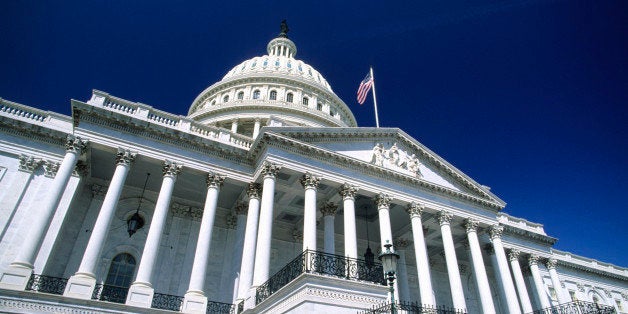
[0,27,626,314]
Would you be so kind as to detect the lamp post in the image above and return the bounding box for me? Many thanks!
[379,240,399,314]
[128,173,150,237]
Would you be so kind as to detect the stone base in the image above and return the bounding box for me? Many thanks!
[64,273,96,300]
[0,263,33,291]
[125,282,154,308]
[182,291,208,313]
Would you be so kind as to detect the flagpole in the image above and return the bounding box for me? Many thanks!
[370,66,380,128]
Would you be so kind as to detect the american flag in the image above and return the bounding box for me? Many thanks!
[356,71,373,105]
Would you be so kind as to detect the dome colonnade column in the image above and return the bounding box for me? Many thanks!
[0,135,88,291]
[64,148,136,299]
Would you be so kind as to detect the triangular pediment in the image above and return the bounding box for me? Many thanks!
[259,127,505,209]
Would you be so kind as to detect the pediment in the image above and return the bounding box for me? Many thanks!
[263,127,505,209]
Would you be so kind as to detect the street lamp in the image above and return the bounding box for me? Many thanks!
[378,240,399,313]
[128,173,150,237]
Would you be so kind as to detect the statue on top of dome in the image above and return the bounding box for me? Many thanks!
[279,20,289,38]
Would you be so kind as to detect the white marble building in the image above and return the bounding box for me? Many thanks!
[0,25,626,314]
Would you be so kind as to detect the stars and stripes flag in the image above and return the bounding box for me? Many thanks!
[356,71,374,105]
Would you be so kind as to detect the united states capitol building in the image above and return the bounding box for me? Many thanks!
[0,24,626,314]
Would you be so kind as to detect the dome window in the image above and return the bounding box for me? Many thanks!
[317,102,323,111]
[251,61,257,68]
[286,92,294,103]
[302,97,309,106]
[269,90,277,100]
[223,95,229,103]
[287,61,292,69]
[275,59,280,67]
[298,64,303,72]
[211,100,216,106]
[237,91,244,100]
[308,69,313,76]
[253,90,261,100]
[263,59,268,67]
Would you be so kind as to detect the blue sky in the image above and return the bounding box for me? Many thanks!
[1,1,626,266]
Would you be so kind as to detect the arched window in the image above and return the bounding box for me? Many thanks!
[223,95,229,103]
[286,92,293,103]
[105,253,136,288]
[211,100,216,106]
[302,97,309,106]
[237,91,244,100]
[253,90,261,100]
[269,90,277,100]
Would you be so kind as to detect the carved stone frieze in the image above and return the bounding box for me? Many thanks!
[206,172,225,188]
[91,183,107,198]
[437,211,453,225]
[371,142,423,178]
[319,202,338,216]
[73,160,89,177]
[171,203,203,221]
[115,148,136,166]
[393,237,410,249]
[260,161,281,178]
[300,172,320,189]
[247,182,262,199]
[338,183,358,200]
[226,213,237,229]
[43,160,60,178]
[577,283,585,292]
[162,160,183,177]
[406,201,423,218]
[464,218,479,233]
[18,154,42,172]
[489,225,503,240]
[65,135,88,155]
[234,201,248,215]
[375,192,391,209]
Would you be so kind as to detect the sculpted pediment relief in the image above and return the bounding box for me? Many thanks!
[371,143,422,178]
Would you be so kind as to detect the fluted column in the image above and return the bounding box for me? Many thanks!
[231,118,239,133]
[489,225,521,314]
[465,219,495,314]
[183,172,225,312]
[394,238,411,302]
[127,160,182,308]
[300,172,320,252]
[528,255,551,309]
[375,193,393,252]
[0,135,87,291]
[438,211,466,311]
[339,183,359,260]
[237,183,262,309]
[406,202,435,306]
[546,258,569,304]
[320,202,338,254]
[65,149,136,299]
[252,162,281,287]
[509,249,533,313]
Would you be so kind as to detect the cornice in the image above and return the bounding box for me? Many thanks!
[551,249,628,281]
[501,224,557,245]
[0,115,69,149]
[254,131,504,211]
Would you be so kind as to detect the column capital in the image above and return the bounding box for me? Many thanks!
[319,202,338,216]
[18,154,42,173]
[43,160,60,178]
[260,161,281,178]
[464,218,479,233]
[115,148,137,166]
[528,254,540,266]
[375,192,391,209]
[508,249,521,262]
[246,182,262,199]
[73,160,89,177]
[162,160,183,178]
[91,183,107,198]
[339,183,358,200]
[546,258,558,270]
[393,237,410,249]
[65,135,89,155]
[300,172,320,189]
[206,172,225,189]
[235,201,248,216]
[406,202,424,218]
[489,224,503,240]
[437,211,453,225]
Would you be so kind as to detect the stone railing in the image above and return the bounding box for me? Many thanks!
[0,99,72,133]
[527,300,616,314]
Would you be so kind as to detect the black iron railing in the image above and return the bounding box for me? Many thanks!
[359,301,467,314]
[256,250,385,305]
[25,274,67,295]
[528,301,616,314]
[206,300,236,314]
[151,292,183,311]
[91,284,129,304]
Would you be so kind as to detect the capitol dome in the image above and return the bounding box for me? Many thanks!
[188,24,357,138]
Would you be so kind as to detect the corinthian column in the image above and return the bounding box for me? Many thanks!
[238,183,262,310]
[438,211,466,311]
[406,202,435,306]
[528,255,551,309]
[375,193,393,252]
[252,162,281,288]
[489,225,521,314]
[464,219,495,314]
[183,172,225,313]
[509,249,533,313]
[65,148,136,299]
[339,183,358,260]
[127,160,182,308]
[320,202,338,254]
[0,135,87,291]
[300,172,320,252]
[546,258,569,304]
